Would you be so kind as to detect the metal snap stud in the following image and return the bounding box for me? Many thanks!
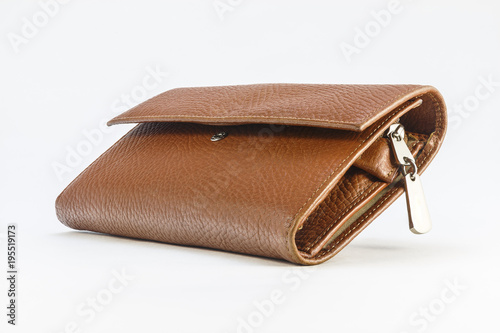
[211,132,228,142]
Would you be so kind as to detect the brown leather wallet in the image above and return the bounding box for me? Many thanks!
[56,84,447,265]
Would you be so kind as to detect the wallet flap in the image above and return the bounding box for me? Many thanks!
[108,84,429,131]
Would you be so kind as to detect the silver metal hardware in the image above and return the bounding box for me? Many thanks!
[403,157,418,180]
[386,124,432,234]
[211,132,228,142]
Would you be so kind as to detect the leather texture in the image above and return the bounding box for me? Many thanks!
[56,84,447,265]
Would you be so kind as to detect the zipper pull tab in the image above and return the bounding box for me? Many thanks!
[386,124,432,234]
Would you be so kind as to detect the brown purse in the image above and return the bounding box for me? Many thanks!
[56,84,447,264]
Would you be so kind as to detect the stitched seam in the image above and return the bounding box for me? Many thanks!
[406,131,428,142]
[416,93,443,169]
[298,178,351,244]
[112,87,418,126]
[316,92,444,260]
[317,186,399,258]
[285,91,421,261]
[300,177,351,229]
[113,115,367,125]
[302,138,421,246]
[303,181,380,252]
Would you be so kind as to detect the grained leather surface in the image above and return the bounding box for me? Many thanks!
[108,84,422,131]
[56,84,447,265]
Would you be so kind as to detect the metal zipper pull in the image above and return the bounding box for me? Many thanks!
[386,124,432,234]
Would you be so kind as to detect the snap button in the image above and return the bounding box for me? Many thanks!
[210,132,228,142]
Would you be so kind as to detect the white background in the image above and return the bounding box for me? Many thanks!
[1,0,499,332]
